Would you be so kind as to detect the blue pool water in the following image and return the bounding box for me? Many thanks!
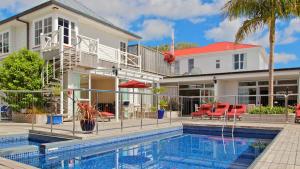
[13,130,274,169]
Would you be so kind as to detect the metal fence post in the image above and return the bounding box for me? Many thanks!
[72,90,75,136]
[31,92,34,131]
[140,93,143,129]
[121,92,123,132]
[180,96,183,122]
[96,91,99,135]
[169,96,172,125]
[285,94,289,123]
[156,94,159,126]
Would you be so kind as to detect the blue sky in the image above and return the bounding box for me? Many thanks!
[1,0,300,68]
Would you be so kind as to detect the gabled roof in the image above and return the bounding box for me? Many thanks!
[0,0,141,39]
[175,42,260,57]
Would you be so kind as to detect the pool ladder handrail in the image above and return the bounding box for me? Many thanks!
[221,96,238,154]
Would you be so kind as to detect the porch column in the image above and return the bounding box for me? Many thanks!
[214,82,219,102]
[115,77,119,121]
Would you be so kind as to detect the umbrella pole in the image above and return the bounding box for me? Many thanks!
[133,88,135,119]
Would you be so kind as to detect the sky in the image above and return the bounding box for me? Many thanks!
[0,0,300,68]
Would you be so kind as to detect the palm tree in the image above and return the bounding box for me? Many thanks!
[223,0,300,107]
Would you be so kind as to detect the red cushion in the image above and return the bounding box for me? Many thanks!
[99,112,114,117]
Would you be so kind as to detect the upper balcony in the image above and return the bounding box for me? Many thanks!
[40,28,141,71]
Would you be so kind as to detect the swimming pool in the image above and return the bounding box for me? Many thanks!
[4,126,279,169]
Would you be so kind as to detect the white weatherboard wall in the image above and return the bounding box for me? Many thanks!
[176,47,267,75]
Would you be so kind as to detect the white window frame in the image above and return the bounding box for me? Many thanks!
[174,60,180,74]
[55,15,77,47]
[233,53,246,70]
[188,58,194,73]
[0,30,10,56]
[32,15,53,47]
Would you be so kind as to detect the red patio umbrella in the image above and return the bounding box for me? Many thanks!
[119,80,151,113]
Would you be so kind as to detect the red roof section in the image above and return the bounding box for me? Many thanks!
[174,42,260,57]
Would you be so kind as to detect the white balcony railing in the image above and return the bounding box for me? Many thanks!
[41,30,141,70]
[40,30,60,51]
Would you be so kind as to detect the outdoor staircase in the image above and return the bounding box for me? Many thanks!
[41,42,81,115]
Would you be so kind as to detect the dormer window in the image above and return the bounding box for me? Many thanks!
[233,53,246,70]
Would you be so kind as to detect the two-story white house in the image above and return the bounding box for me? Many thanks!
[161,42,300,115]
[0,0,172,119]
[172,42,268,75]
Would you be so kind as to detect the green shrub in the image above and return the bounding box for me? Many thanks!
[249,106,294,114]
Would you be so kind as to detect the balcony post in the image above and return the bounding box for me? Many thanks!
[138,41,142,72]
[59,27,64,115]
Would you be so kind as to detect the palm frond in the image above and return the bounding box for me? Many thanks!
[235,17,266,43]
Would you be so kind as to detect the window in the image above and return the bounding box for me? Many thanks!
[34,20,43,46]
[216,60,220,69]
[174,60,180,74]
[233,53,246,70]
[43,17,52,34]
[34,17,52,46]
[120,42,126,52]
[188,59,194,73]
[0,32,9,54]
[71,22,76,46]
[58,17,70,44]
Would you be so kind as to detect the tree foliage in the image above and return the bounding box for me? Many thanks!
[0,48,44,90]
[0,49,45,111]
[151,42,198,52]
[223,0,300,106]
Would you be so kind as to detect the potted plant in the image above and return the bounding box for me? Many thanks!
[152,87,168,119]
[77,103,96,132]
[158,99,168,119]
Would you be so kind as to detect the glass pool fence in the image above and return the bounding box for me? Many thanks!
[0,89,298,137]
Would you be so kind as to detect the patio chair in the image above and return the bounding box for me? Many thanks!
[295,104,300,123]
[191,104,212,119]
[206,103,230,120]
[227,104,247,120]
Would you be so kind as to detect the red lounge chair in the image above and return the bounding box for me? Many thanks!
[227,104,246,120]
[99,111,115,121]
[191,104,212,119]
[207,103,230,119]
[295,104,300,123]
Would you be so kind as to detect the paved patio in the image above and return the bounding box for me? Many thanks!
[1,118,300,168]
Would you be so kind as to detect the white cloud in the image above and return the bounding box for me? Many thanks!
[204,18,241,42]
[279,18,300,44]
[135,19,174,41]
[274,53,298,64]
[82,0,225,29]
[205,18,276,47]
[188,17,206,24]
